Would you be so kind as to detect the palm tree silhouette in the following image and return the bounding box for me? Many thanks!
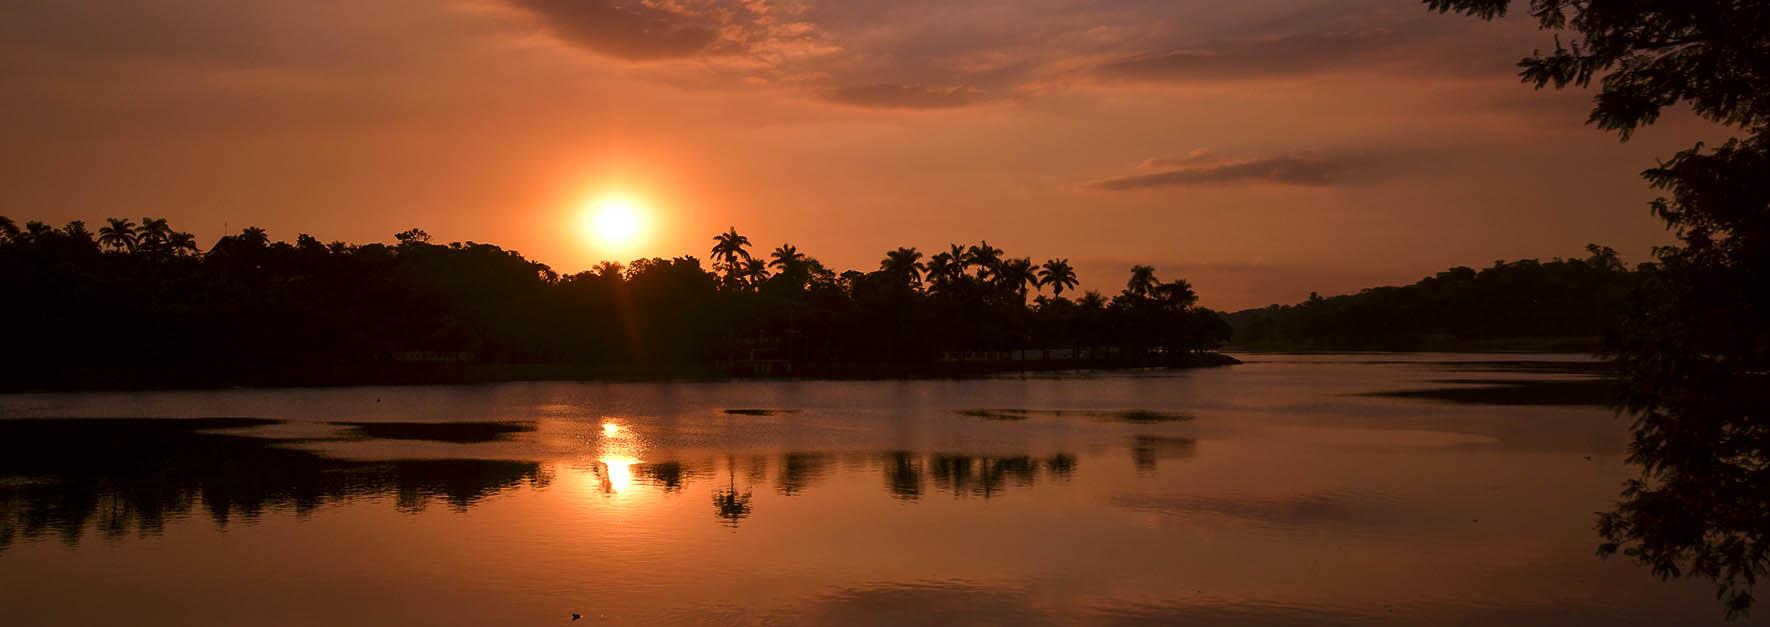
[238,227,270,248]
[926,253,956,292]
[24,221,53,242]
[1038,258,1079,297]
[168,231,198,256]
[710,228,753,288]
[62,220,93,243]
[742,257,770,289]
[1126,265,1159,299]
[997,257,1038,298]
[1155,279,1198,309]
[769,244,810,286]
[98,218,139,253]
[947,243,973,271]
[968,241,1004,281]
[138,217,174,256]
[928,244,971,293]
[880,247,925,288]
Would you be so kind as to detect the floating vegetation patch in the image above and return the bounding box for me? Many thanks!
[336,421,535,444]
[958,409,1033,421]
[1369,378,1616,407]
[1105,410,1192,424]
[723,408,798,416]
[957,409,1194,423]
[1429,360,1611,376]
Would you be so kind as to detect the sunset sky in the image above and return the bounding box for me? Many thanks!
[0,0,1720,309]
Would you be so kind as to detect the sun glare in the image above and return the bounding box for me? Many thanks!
[582,194,650,253]
[599,455,638,493]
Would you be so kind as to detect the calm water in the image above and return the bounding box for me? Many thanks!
[0,354,1757,626]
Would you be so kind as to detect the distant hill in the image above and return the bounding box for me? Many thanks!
[1221,246,1645,352]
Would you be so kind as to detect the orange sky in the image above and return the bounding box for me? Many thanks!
[0,0,1720,309]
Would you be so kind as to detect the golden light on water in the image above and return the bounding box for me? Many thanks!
[581,193,650,254]
[594,419,642,495]
[598,455,639,493]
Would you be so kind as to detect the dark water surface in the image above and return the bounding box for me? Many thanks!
[0,354,1757,625]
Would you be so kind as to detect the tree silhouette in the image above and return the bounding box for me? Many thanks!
[768,243,810,288]
[927,245,969,294]
[62,220,92,242]
[168,231,198,256]
[1228,252,1639,350]
[1155,279,1197,310]
[1038,258,1079,297]
[1432,0,1770,616]
[0,218,1235,387]
[710,227,753,289]
[967,241,1003,282]
[394,228,431,245]
[996,257,1037,298]
[1126,265,1159,298]
[98,218,138,253]
[880,247,925,288]
[741,257,770,289]
[137,217,174,258]
[238,226,269,248]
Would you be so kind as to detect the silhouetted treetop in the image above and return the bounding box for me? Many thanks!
[1426,0,1770,138]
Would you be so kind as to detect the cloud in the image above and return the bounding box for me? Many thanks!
[503,0,729,60]
[1094,22,1429,83]
[822,83,986,110]
[1141,148,1218,169]
[488,0,1531,111]
[1085,154,1346,191]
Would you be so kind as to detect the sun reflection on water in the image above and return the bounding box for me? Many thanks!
[593,419,644,495]
[598,455,639,493]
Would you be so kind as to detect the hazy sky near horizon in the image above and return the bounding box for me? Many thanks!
[0,0,1719,309]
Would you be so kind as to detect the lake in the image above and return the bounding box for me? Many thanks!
[0,353,1757,625]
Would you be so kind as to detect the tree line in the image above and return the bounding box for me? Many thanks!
[1225,244,1644,351]
[0,217,1229,388]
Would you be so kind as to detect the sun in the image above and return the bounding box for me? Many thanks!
[581,194,650,253]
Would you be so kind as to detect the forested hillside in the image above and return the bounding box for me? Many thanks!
[1224,246,1643,351]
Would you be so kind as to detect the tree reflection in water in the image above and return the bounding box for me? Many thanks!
[884,452,924,501]
[0,418,546,552]
[0,419,1170,536]
[711,457,752,527]
[1130,435,1197,473]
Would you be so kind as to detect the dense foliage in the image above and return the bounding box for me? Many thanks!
[1227,245,1642,351]
[1430,0,1770,617]
[0,218,1229,388]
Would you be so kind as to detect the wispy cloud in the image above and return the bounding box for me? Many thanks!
[822,83,986,109]
[1092,19,1445,83]
[504,0,722,60]
[1085,153,1346,191]
[492,0,1524,104]
[502,0,834,63]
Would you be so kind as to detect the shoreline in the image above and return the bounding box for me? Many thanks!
[0,352,1243,394]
